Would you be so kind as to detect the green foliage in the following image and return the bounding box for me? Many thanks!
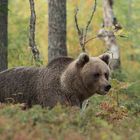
[120,81,140,113]
[0,80,139,140]
[126,81,140,96]
[111,69,127,81]
[8,0,47,67]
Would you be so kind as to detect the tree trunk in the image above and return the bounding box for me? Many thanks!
[48,0,67,62]
[99,0,120,70]
[0,0,8,71]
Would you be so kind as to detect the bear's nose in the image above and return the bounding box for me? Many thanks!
[105,85,111,92]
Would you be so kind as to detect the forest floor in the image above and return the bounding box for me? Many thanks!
[0,79,140,140]
[4,1,140,139]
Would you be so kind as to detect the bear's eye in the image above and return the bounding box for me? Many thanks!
[105,72,108,80]
[93,73,100,78]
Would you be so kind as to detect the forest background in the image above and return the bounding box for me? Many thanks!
[8,0,140,82]
[0,0,140,140]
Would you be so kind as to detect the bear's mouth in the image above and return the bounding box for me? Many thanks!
[96,91,109,95]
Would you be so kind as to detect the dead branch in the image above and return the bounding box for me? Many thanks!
[82,31,126,46]
[83,0,97,46]
[75,7,81,38]
[75,0,97,52]
[113,17,122,32]
[85,36,97,44]
[74,7,85,52]
[29,0,40,62]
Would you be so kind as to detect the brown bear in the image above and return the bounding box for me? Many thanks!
[0,53,111,108]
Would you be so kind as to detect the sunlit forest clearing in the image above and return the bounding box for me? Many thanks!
[0,0,140,139]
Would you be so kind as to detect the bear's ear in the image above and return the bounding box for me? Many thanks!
[76,53,89,67]
[99,53,111,65]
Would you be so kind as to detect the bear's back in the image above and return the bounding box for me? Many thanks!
[0,67,40,104]
[47,56,74,69]
[37,56,74,107]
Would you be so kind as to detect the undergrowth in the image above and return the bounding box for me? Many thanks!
[0,79,140,140]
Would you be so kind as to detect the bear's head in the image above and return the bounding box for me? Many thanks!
[77,53,111,96]
[61,53,111,102]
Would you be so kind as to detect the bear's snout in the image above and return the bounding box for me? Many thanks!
[104,84,111,92]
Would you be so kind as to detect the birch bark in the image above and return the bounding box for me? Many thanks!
[99,0,121,70]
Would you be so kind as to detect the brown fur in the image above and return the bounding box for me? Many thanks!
[0,53,111,108]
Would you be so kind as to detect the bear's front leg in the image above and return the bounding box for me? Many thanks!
[69,95,82,108]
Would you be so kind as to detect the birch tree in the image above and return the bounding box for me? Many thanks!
[98,0,122,70]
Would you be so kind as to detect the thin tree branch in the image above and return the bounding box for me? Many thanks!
[75,7,85,52]
[83,0,97,45]
[29,0,40,62]
[85,36,97,44]
[75,7,81,38]
[74,0,97,52]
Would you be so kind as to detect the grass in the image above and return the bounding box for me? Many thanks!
[0,79,140,140]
